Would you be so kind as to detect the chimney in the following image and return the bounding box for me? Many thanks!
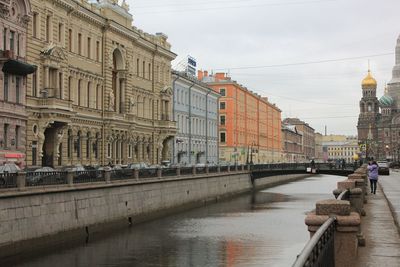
[198,70,204,81]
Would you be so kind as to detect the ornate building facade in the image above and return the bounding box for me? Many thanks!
[25,0,176,167]
[357,35,400,161]
[171,71,219,165]
[0,0,36,167]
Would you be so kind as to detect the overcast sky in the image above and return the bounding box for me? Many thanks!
[127,0,399,135]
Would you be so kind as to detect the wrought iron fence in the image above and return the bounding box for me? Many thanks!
[220,165,229,172]
[26,171,68,187]
[111,168,134,181]
[208,166,219,173]
[161,168,177,177]
[292,217,336,267]
[0,173,18,189]
[73,170,104,184]
[138,168,158,179]
[180,167,193,176]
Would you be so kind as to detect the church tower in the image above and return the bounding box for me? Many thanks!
[388,35,400,108]
[357,69,379,151]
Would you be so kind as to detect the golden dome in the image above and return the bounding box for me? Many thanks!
[362,70,377,88]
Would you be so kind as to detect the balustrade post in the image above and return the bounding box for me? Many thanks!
[67,170,74,186]
[205,165,209,174]
[104,168,111,184]
[235,164,238,172]
[134,168,139,180]
[217,165,221,173]
[192,165,196,175]
[348,173,367,204]
[157,167,162,178]
[305,199,361,267]
[227,165,231,172]
[241,164,245,171]
[17,171,26,190]
[176,166,181,176]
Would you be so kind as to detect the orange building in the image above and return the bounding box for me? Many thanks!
[198,71,282,164]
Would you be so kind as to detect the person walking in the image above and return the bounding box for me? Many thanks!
[367,160,379,194]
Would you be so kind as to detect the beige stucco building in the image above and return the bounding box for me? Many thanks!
[25,0,176,167]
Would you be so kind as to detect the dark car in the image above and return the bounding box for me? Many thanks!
[377,161,390,175]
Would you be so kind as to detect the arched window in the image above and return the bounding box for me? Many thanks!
[76,131,81,158]
[67,130,72,158]
[367,103,372,112]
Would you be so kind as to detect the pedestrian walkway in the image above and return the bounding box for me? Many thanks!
[355,171,400,267]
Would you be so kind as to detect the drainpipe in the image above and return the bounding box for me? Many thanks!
[172,74,179,164]
[188,83,195,165]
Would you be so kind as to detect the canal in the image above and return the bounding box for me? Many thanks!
[3,175,342,267]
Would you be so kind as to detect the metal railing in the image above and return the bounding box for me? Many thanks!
[292,217,336,267]
[73,170,105,184]
[26,171,68,187]
[0,173,18,188]
[0,162,355,191]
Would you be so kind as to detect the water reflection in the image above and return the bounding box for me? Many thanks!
[4,175,343,267]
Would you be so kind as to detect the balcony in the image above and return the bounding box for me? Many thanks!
[27,96,73,113]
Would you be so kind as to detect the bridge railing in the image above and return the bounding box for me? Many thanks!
[292,217,336,267]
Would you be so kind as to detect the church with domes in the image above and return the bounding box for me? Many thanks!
[357,35,400,161]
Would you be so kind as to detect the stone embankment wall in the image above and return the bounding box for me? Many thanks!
[0,172,309,256]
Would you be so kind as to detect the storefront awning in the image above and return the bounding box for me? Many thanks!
[5,153,25,159]
[2,59,37,76]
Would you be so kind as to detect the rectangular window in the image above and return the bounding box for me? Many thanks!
[68,29,72,52]
[219,101,226,110]
[142,61,145,78]
[3,124,9,148]
[148,63,151,79]
[87,37,91,59]
[58,23,64,44]
[107,143,111,158]
[78,33,82,55]
[3,28,6,50]
[68,76,72,101]
[136,58,139,76]
[128,144,132,158]
[219,88,226,96]
[32,72,37,96]
[220,132,226,143]
[16,33,20,55]
[9,31,14,51]
[58,72,63,99]
[87,83,90,107]
[3,73,8,101]
[220,115,226,126]
[96,41,100,61]
[15,125,20,148]
[78,79,81,106]
[33,13,38,38]
[15,76,20,104]
[46,15,51,42]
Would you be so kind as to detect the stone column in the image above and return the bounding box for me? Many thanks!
[305,199,361,267]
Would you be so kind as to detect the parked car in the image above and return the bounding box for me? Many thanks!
[0,163,21,174]
[377,161,390,175]
[127,162,148,169]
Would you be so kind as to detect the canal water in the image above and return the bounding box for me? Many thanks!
[4,175,342,267]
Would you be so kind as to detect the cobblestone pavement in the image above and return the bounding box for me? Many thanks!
[355,170,400,267]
